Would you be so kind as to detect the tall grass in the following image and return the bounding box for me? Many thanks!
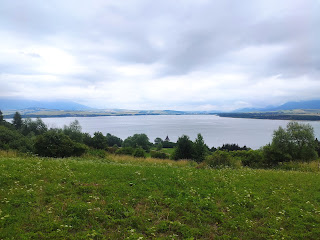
[277,160,320,172]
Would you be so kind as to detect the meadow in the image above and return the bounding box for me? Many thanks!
[1,151,320,239]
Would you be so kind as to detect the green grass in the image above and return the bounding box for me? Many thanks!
[1,152,320,239]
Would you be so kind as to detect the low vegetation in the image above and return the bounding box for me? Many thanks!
[1,111,320,238]
[1,152,320,239]
[1,111,320,168]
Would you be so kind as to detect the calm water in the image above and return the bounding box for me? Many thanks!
[35,115,320,149]
[36,115,320,149]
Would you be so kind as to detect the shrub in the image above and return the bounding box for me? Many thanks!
[116,147,135,156]
[162,141,176,148]
[205,150,241,168]
[231,150,264,168]
[150,150,169,159]
[262,144,292,166]
[106,145,119,154]
[86,149,107,158]
[34,131,87,158]
[133,148,146,158]
[73,142,89,156]
[0,125,33,152]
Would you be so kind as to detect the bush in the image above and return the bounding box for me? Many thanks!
[86,149,107,158]
[150,150,169,159]
[262,144,292,166]
[133,148,146,158]
[205,150,241,168]
[231,150,264,168]
[0,125,33,152]
[162,141,176,148]
[73,142,89,156]
[106,145,119,154]
[34,131,87,158]
[116,147,135,156]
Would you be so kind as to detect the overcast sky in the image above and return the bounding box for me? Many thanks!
[0,0,319,111]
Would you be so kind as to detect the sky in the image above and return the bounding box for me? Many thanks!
[0,0,319,111]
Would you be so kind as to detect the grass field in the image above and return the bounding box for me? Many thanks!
[1,152,320,239]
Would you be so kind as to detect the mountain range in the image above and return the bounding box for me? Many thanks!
[233,100,320,112]
[0,99,92,111]
[1,98,320,114]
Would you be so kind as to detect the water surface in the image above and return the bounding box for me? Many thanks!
[38,115,320,149]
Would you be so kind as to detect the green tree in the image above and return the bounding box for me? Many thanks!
[154,137,163,145]
[122,134,151,151]
[0,125,32,152]
[0,110,3,123]
[106,133,123,147]
[91,132,108,149]
[173,135,194,160]
[193,133,207,163]
[315,138,320,157]
[34,130,87,158]
[13,112,23,130]
[154,137,163,150]
[263,122,317,165]
[63,120,83,143]
[22,118,48,136]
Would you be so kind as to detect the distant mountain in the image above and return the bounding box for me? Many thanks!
[0,98,92,111]
[234,100,320,112]
[271,100,320,111]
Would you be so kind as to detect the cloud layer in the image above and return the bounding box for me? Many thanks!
[1,0,319,110]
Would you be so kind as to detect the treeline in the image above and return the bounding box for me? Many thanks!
[218,113,320,121]
[1,111,320,168]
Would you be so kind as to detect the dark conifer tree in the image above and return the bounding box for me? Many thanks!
[0,110,3,123]
[13,112,23,130]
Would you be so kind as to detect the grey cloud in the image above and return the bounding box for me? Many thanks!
[0,0,319,110]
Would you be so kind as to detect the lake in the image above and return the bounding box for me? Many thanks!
[36,115,320,149]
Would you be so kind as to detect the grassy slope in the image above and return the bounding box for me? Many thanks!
[1,153,320,239]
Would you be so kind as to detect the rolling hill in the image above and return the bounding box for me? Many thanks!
[0,98,92,111]
[234,100,320,112]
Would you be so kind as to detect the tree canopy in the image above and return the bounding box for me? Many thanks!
[122,134,151,151]
[13,112,23,130]
[263,122,317,165]
[173,135,194,160]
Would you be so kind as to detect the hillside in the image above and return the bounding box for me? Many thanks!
[1,152,320,239]
[0,99,92,111]
[235,100,320,113]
